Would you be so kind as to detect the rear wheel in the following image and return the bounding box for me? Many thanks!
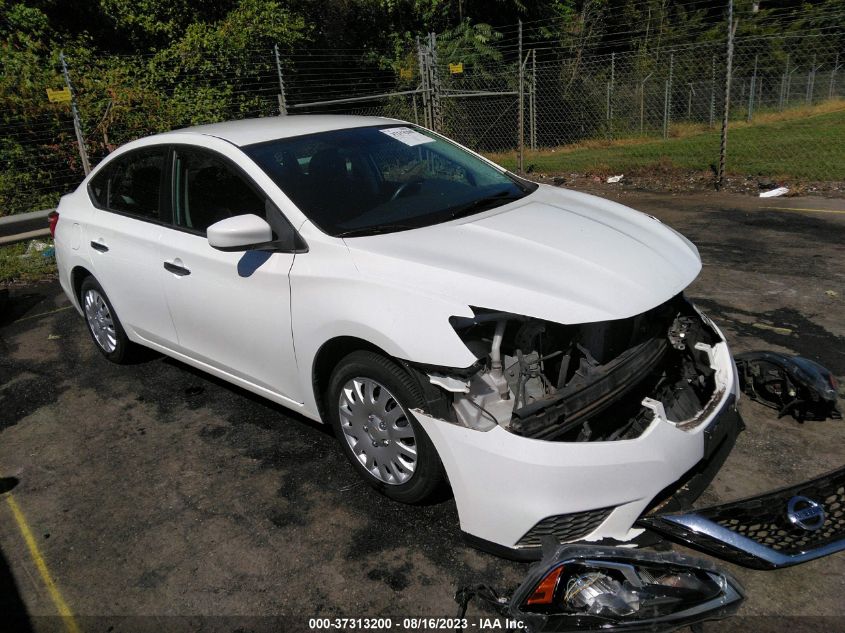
[327,351,447,503]
[80,276,135,364]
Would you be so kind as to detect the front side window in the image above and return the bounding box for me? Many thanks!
[88,147,166,221]
[244,125,536,237]
[172,146,265,234]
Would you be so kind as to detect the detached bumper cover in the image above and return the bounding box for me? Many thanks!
[639,466,845,569]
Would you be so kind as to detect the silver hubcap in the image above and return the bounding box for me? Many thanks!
[338,378,417,485]
[83,289,117,353]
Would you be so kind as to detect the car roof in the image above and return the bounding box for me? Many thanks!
[157,115,404,147]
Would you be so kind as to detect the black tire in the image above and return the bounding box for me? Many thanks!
[327,350,448,504]
[79,276,136,364]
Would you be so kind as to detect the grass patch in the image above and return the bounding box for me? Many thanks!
[488,103,845,182]
[0,240,57,285]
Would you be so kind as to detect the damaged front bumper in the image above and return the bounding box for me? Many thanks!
[414,332,742,558]
[639,466,845,569]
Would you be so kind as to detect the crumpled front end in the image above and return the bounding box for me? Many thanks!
[413,294,742,557]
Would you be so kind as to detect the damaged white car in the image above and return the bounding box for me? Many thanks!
[54,116,744,559]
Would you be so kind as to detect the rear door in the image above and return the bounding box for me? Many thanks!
[85,146,178,346]
[157,144,302,403]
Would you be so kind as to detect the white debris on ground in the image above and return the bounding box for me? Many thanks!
[759,186,789,198]
[607,174,624,183]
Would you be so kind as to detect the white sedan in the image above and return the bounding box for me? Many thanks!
[53,116,741,558]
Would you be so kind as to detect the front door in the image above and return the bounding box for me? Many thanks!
[158,145,302,404]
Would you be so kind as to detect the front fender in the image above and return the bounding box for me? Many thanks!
[290,234,476,419]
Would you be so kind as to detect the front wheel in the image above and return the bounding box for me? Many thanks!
[327,351,447,503]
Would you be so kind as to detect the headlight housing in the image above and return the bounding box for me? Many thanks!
[509,546,744,631]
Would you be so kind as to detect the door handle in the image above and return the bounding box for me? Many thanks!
[90,240,109,253]
[163,261,191,276]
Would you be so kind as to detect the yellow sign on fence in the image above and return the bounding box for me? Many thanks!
[46,87,71,103]
[448,62,464,74]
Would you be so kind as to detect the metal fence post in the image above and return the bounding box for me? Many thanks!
[663,52,673,140]
[416,37,431,129]
[530,48,537,150]
[518,19,524,172]
[687,83,694,118]
[60,51,91,175]
[710,55,716,127]
[607,52,615,137]
[273,44,288,115]
[747,53,757,122]
[806,55,816,104]
[779,53,789,110]
[640,72,652,134]
[717,0,737,190]
[428,32,442,131]
[786,64,796,107]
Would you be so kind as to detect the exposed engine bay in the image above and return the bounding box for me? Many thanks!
[429,294,723,441]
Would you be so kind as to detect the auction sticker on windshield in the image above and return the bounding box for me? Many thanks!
[379,126,435,146]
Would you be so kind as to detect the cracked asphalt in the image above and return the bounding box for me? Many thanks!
[0,189,843,632]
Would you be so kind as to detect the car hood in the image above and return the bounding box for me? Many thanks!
[344,185,702,324]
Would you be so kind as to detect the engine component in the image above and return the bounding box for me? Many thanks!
[445,295,722,441]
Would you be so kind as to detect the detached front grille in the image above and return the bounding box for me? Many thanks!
[639,467,845,569]
[516,507,614,549]
[710,474,845,555]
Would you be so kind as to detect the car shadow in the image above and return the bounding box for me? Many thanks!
[0,290,50,328]
[159,356,335,438]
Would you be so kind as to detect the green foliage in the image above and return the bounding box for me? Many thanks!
[493,107,845,182]
[0,240,57,284]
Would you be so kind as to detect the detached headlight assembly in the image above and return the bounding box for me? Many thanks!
[509,546,744,632]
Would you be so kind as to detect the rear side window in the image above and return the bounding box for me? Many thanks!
[172,146,265,234]
[89,147,166,221]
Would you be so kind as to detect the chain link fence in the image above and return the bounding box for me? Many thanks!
[2,25,844,217]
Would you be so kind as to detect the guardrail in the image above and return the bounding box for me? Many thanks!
[0,209,53,246]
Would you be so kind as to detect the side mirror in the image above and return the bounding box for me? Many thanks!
[207,214,273,251]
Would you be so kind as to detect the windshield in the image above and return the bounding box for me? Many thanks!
[243,124,536,237]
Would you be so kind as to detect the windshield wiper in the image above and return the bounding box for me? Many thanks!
[335,224,418,238]
[446,189,523,221]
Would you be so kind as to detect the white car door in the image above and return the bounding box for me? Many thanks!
[157,144,303,404]
[85,145,179,346]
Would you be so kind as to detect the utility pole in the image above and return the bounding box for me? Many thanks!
[717,0,738,190]
[60,51,91,175]
[274,44,288,115]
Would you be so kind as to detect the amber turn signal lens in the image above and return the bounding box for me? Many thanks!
[525,565,564,605]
